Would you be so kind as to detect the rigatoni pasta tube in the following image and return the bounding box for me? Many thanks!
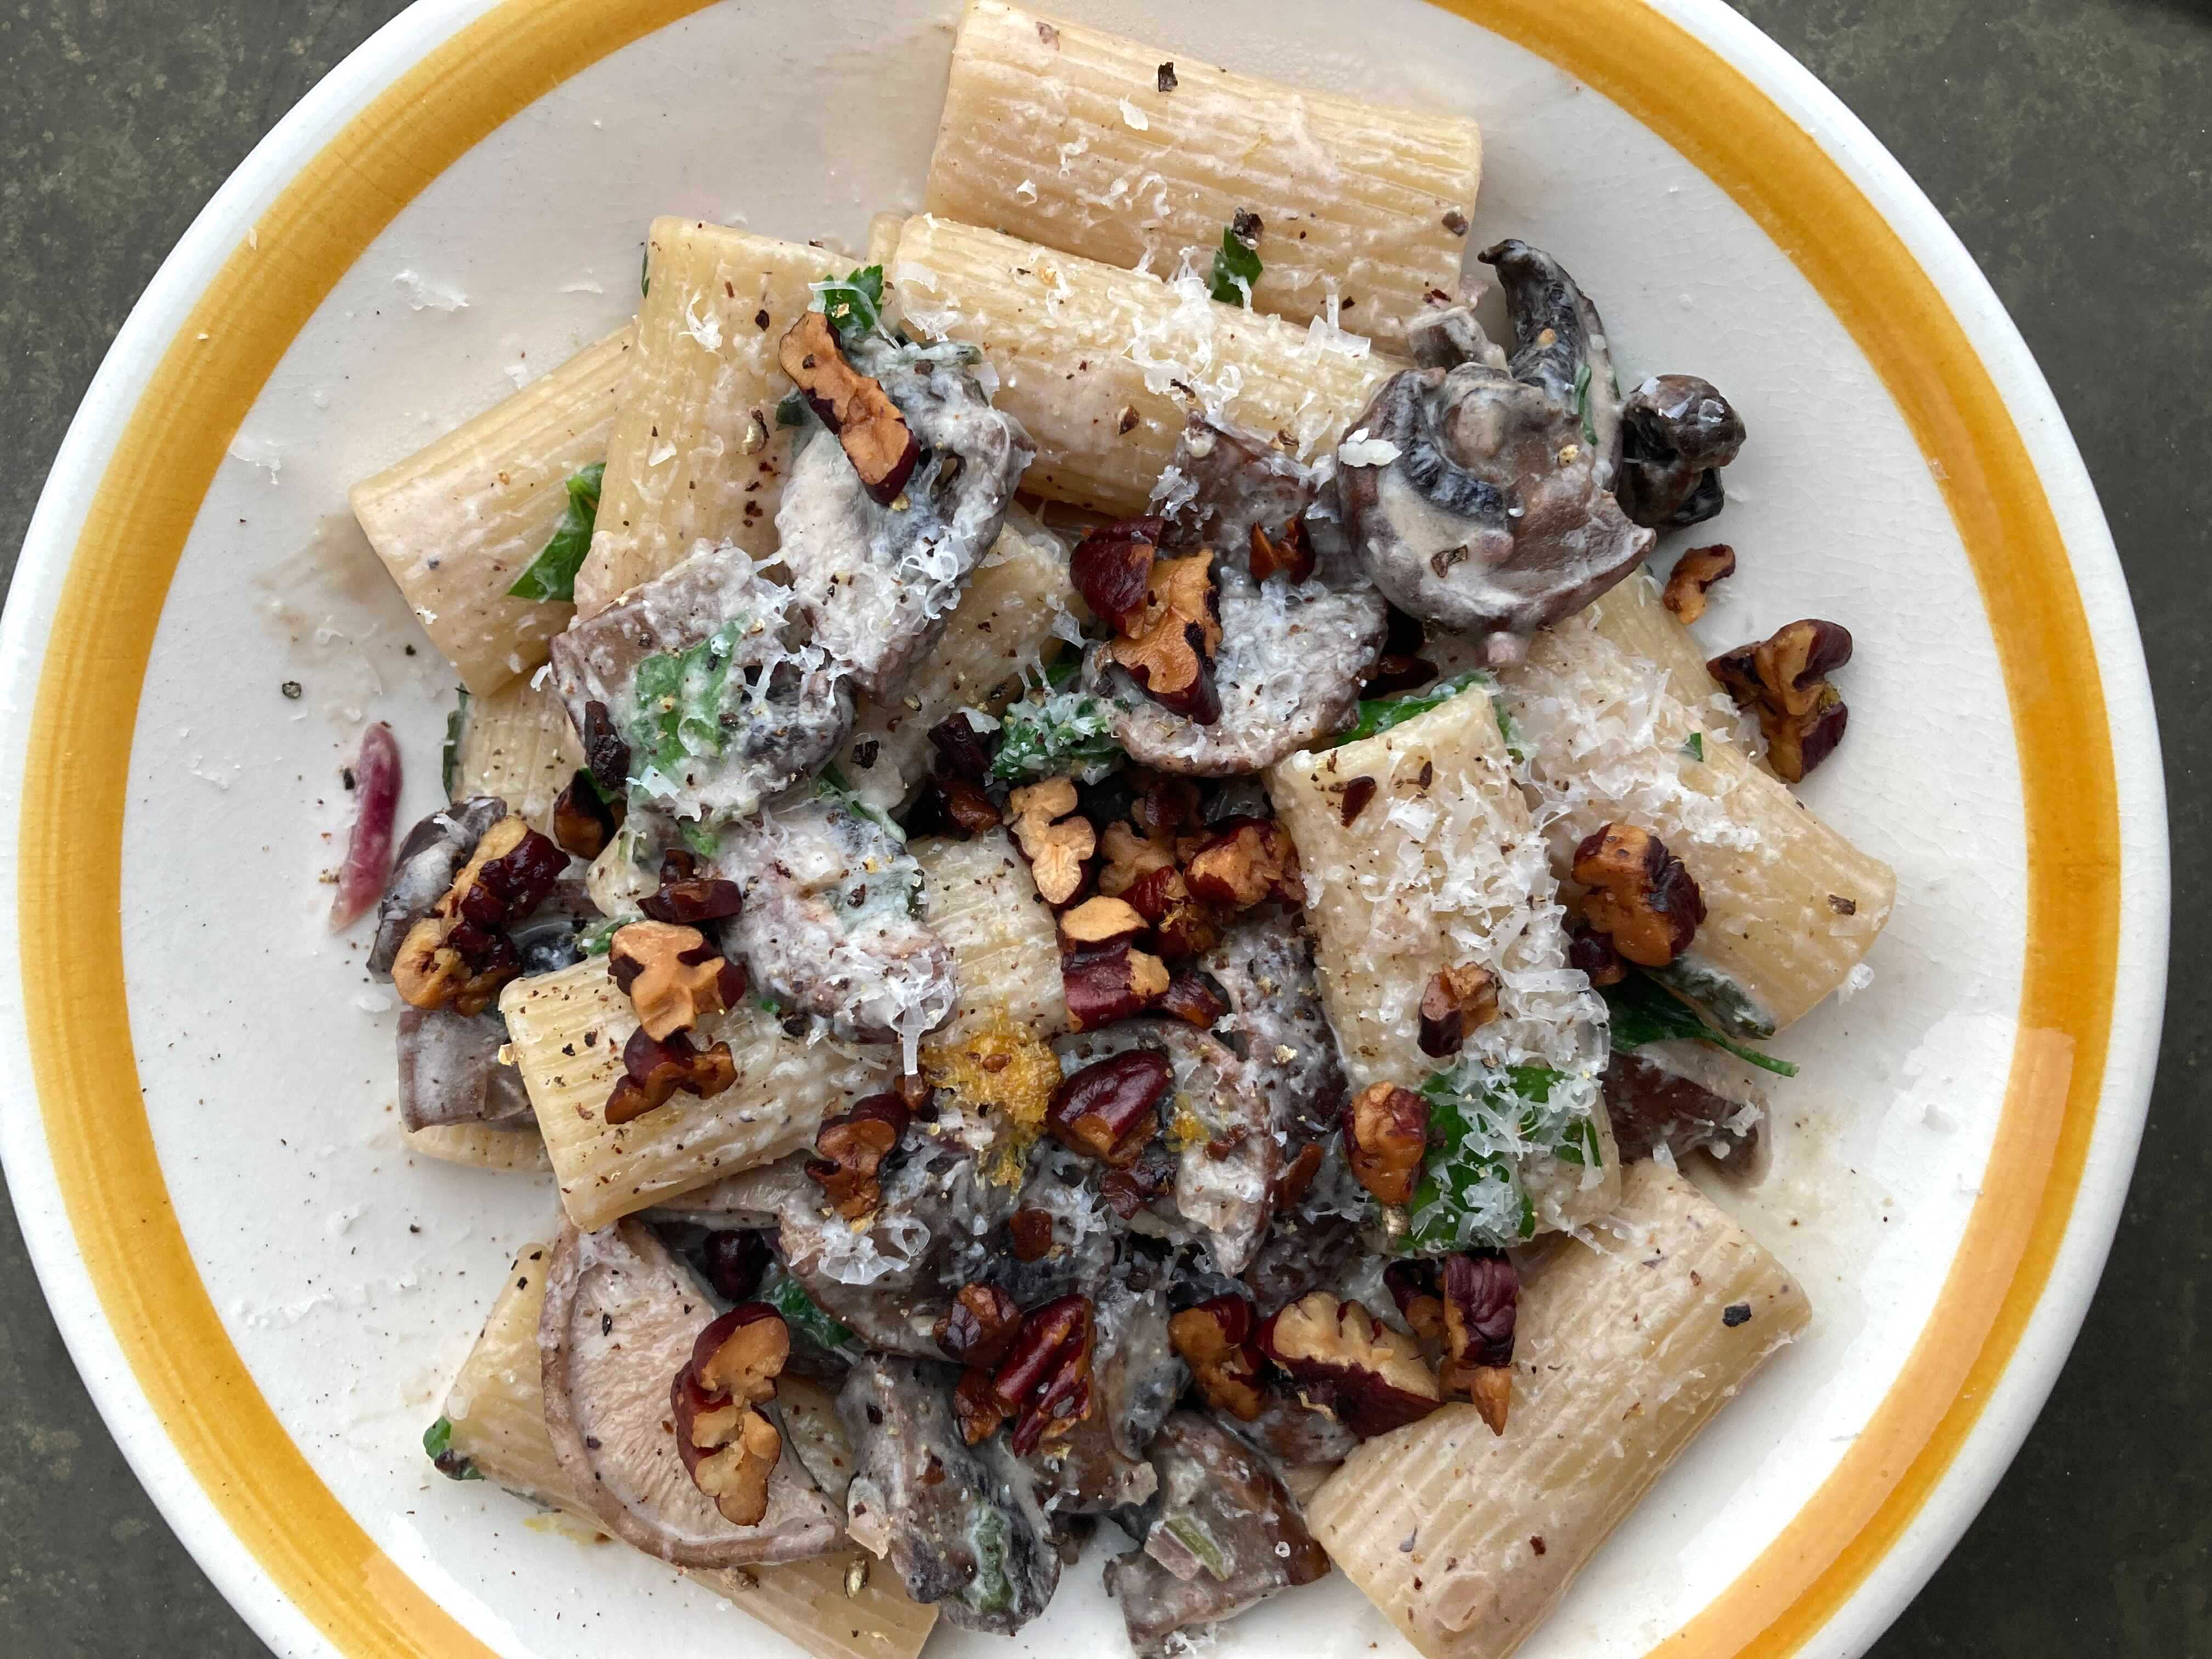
[915,828,1069,1042]
[1495,612,1893,1035]
[456,674,583,834]
[830,504,1075,811]
[441,1246,938,1659]
[350,325,634,694]
[499,959,891,1231]
[929,1,1480,351]
[1306,1162,1810,1659]
[573,220,842,617]
[401,1122,550,1174]
[891,215,1400,516]
[1267,687,1618,1237]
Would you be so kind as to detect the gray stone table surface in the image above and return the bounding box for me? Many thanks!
[0,0,2204,1654]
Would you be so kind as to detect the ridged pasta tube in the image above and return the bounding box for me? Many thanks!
[1306,1162,1810,1659]
[891,215,1400,516]
[441,1246,938,1659]
[1494,612,1893,1035]
[915,828,1069,1041]
[456,674,583,834]
[1267,687,1618,1238]
[499,960,892,1231]
[401,1122,549,1173]
[830,504,1075,811]
[350,326,634,693]
[928,1,1481,350]
[573,220,843,617]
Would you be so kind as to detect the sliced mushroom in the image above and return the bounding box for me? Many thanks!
[1336,241,1654,663]
[1197,916,1348,1144]
[1103,1413,1330,1656]
[779,337,1034,702]
[1087,419,1387,775]
[1617,374,1747,530]
[548,541,851,825]
[1055,1021,1278,1276]
[1603,1043,1765,1165]
[368,796,508,973]
[1021,1262,1186,1514]
[537,1220,840,1568]
[839,1355,1062,1633]
[395,1007,534,1133]
[716,795,956,1058]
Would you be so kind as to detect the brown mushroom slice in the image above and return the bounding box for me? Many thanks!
[1103,1413,1330,1657]
[395,1006,534,1133]
[1618,374,1747,531]
[368,796,509,973]
[1197,916,1348,1144]
[1020,1264,1186,1513]
[778,336,1034,702]
[715,795,956,1060]
[1603,1044,1765,1166]
[547,541,852,825]
[838,1355,1063,1633]
[1156,414,1321,557]
[1054,1020,1278,1276]
[538,1220,840,1568]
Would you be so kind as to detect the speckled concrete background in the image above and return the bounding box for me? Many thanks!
[0,1,2204,1654]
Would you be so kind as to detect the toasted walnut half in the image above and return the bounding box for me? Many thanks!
[1007,775,1096,906]
[1048,1049,1171,1165]
[1437,1251,1518,1435]
[805,1093,911,1220]
[391,815,567,1015]
[1572,823,1705,968]
[1711,618,1853,783]
[1660,544,1736,624]
[777,311,918,505]
[609,921,747,1041]
[1168,1294,1266,1421]
[605,1026,740,1125]
[1418,962,1501,1058]
[1255,1291,1441,1440]
[1109,550,1223,723]
[1183,817,1303,911]
[1344,1082,1430,1207]
[671,1305,791,1527]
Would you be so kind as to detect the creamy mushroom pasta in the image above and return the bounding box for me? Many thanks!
[339,7,1894,1657]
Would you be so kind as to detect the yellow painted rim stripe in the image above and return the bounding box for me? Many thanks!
[14,2,2117,1657]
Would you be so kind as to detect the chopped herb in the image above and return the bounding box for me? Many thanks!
[640,245,650,296]
[440,686,470,798]
[423,1416,482,1481]
[816,763,908,842]
[677,819,721,858]
[506,461,606,601]
[1645,957,1778,1041]
[1207,216,1263,306]
[814,266,885,348]
[1044,652,1081,689]
[1680,732,1705,762]
[990,684,1124,783]
[629,618,747,786]
[754,992,785,1015]
[1403,1063,1596,1252]
[1163,1516,1233,1581]
[1600,972,1797,1077]
[762,1269,860,1356]
[1330,670,1494,747]
[775,389,810,428]
[1572,358,1596,447]
[579,915,635,957]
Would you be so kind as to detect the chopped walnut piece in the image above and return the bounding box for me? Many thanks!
[1109,550,1222,722]
[805,1093,912,1220]
[777,311,918,505]
[1437,1251,1518,1434]
[1168,1295,1266,1421]
[1060,936,1171,1028]
[1567,922,1626,988]
[1097,819,1176,896]
[1255,1291,1441,1441]
[1007,775,1096,905]
[1007,1207,1056,1262]
[1247,516,1316,584]
[1418,962,1501,1058]
[952,1364,1012,1445]
[1183,817,1303,911]
[1122,864,1220,958]
[605,1026,740,1125]
[1069,517,1162,631]
[1158,969,1229,1028]
[1383,1260,1447,1344]
[1047,1049,1171,1165]
[552,770,622,860]
[1344,1082,1429,1206]
[988,1294,1097,1455]
[1710,619,1854,783]
[1059,894,1147,945]
[1572,823,1705,968]
[391,815,567,1015]
[1661,544,1736,623]
[639,852,744,926]
[935,1282,1024,1368]
[608,920,747,1040]
[672,1305,789,1526]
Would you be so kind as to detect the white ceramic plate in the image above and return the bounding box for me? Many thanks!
[0,2,2166,1657]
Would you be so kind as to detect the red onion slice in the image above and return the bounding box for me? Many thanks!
[330,721,402,930]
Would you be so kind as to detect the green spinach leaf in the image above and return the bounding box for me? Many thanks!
[1600,972,1797,1076]
[506,461,606,602]
[1207,216,1263,306]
